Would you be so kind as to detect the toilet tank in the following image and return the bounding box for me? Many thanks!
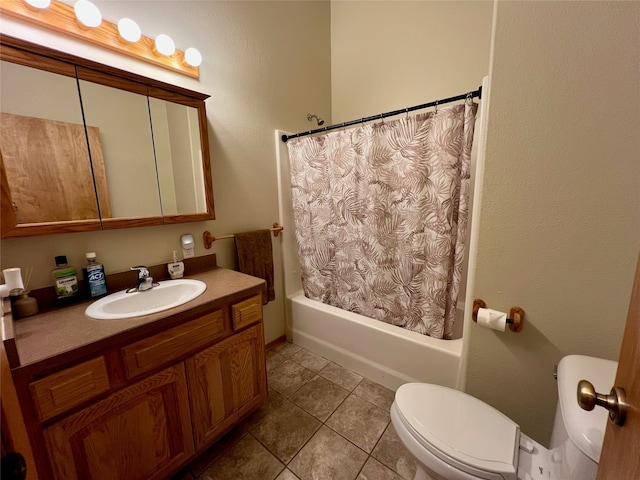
[550,355,618,480]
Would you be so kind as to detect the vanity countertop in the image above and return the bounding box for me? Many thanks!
[5,267,265,369]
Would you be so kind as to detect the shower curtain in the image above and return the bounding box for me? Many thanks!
[287,101,477,339]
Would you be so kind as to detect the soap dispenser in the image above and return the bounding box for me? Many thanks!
[168,251,184,279]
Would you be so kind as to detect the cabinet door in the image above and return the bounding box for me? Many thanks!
[42,364,194,480]
[186,324,267,448]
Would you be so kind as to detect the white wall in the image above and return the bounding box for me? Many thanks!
[466,0,640,445]
[0,0,332,345]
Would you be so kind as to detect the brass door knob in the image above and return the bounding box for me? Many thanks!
[577,380,627,426]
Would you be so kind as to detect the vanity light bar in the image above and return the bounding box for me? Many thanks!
[0,0,200,78]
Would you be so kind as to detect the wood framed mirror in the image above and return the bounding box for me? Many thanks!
[0,35,215,238]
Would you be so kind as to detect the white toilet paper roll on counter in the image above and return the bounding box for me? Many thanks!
[1,267,24,297]
[476,307,508,332]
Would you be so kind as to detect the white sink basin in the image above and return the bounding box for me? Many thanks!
[85,279,207,320]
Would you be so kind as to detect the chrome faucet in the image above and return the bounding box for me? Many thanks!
[127,266,156,293]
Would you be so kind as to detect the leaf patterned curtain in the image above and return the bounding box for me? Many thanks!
[287,101,477,339]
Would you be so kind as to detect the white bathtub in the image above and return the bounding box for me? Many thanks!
[288,291,464,391]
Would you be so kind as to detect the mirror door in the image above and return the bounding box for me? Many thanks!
[0,50,104,236]
[149,98,207,216]
[77,67,163,227]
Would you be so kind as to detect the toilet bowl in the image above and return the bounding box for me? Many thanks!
[390,355,617,480]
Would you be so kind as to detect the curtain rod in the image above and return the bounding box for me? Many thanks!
[281,86,482,143]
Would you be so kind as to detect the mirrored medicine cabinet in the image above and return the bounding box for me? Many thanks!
[0,35,215,238]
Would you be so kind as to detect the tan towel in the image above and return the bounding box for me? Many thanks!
[234,229,275,304]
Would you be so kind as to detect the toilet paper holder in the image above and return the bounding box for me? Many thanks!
[472,299,524,333]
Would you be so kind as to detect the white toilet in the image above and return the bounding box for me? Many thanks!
[390,355,617,480]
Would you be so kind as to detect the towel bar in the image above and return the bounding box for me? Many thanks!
[203,222,284,249]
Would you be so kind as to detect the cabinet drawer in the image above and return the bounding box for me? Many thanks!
[30,356,110,422]
[122,310,225,379]
[231,294,263,331]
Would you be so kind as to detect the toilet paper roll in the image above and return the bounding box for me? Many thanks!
[1,267,24,298]
[477,307,507,332]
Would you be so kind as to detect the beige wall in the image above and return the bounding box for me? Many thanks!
[0,1,331,345]
[331,1,494,121]
[467,1,640,445]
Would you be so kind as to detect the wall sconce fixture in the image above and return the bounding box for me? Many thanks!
[24,0,51,10]
[0,0,201,78]
[183,47,202,68]
[73,0,101,29]
[154,33,175,57]
[117,17,141,44]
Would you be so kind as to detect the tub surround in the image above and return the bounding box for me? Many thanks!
[2,255,268,479]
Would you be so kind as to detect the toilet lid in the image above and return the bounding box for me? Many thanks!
[395,383,520,478]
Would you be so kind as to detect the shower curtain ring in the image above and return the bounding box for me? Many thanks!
[434,100,438,114]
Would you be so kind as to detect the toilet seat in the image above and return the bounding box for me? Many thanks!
[394,383,520,480]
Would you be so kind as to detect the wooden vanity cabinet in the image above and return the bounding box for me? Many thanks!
[186,323,266,448]
[42,364,194,480]
[16,289,267,480]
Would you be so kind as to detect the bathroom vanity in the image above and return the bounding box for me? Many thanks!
[1,264,267,479]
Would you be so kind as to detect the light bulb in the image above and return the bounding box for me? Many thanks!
[183,48,202,67]
[154,34,175,56]
[74,0,102,29]
[24,0,51,10]
[117,18,141,43]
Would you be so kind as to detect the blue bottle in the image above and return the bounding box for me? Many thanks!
[82,252,108,298]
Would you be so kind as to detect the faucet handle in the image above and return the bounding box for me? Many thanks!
[130,266,150,278]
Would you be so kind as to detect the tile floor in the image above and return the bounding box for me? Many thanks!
[172,341,417,480]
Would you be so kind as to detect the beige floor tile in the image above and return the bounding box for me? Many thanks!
[250,401,321,463]
[325,394,389,453]
[267,350,287,371]
[290,375,350,421]
[200,434,284,480]
[357,457,404,480]
[371,424,417,480]
[276,468,301,480]
[242,388,286,430]
[188,427,247,476]
[319,362,363,391]
[353,378,396,412]
[268,359,316,397]
[272,341,302,358]
[290,348,329,372]
[289,426,368,480]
